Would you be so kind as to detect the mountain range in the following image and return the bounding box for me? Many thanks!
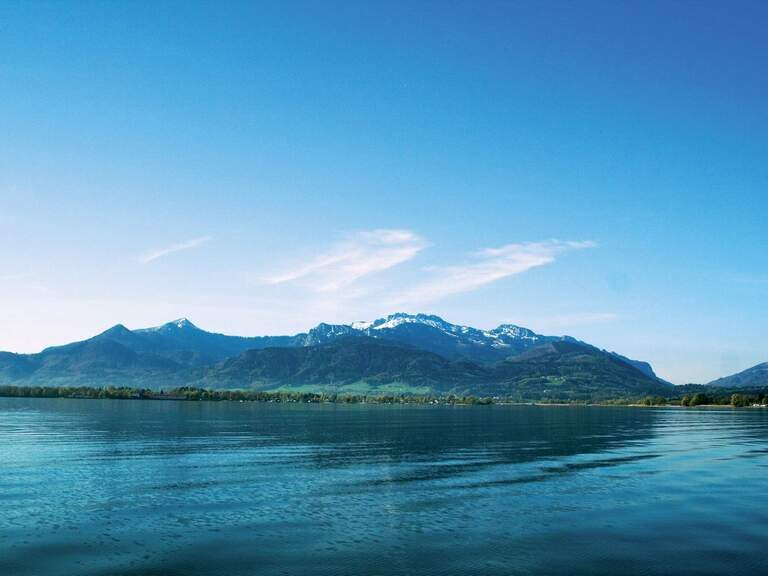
[706,362,768,389]
[0,313,681,400]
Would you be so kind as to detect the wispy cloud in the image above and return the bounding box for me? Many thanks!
[138,236,212,264]
[262,229,427,292]
[391,240,596,305]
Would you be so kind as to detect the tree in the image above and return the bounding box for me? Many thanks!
[689,393,710,406]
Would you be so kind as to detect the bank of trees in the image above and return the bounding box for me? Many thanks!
[0,385,152,400]
[678,392,768,407]
[601,392,768,407]
[1,384,766,407]
[729,393,766,407]
[0,385,494,405]
[639,396,668,406]
[680,393,713,406]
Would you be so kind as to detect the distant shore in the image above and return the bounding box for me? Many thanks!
[1,384,766,408]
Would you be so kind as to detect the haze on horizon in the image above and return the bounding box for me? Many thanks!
[1,1,766,384]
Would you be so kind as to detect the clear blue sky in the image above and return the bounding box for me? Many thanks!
[1,1,766,383]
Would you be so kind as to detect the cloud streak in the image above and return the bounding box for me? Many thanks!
[138,236,212,264]
[391,240,596,305]
[262,229,426,292]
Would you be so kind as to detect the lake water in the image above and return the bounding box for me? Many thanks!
[1,398,767,576]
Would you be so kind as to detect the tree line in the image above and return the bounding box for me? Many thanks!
[0,384,765,407]
[0,385,494,405]
[629,392,768,407]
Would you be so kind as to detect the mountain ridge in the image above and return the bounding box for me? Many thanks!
[299,313,662,379]
[0,313,671,399]
[195,336,669,401]
[706,362,768,388]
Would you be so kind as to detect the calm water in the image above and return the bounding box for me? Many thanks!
[1,399,767,575]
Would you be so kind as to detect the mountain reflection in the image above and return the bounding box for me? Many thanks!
[3,399,661,485]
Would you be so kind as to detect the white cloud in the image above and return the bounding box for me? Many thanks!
[391,240,596,305]
[138,236,212,264]
[262,229,427,293]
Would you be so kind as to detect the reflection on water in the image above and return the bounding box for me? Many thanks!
[1,399,767,575]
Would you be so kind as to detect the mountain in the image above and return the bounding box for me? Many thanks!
[608,353,658,379]
[707,362,768,388]
[301,323,359,346]
[196,337,670,401]
[348,313,557,363]
[490,341,670,400]
[0,319,303,387]
[131,318,301,365]
[41,318,301,368]
[307,313,662,380]
[0,313,668,400]
[0,352,39,381]
[196,336,489,394]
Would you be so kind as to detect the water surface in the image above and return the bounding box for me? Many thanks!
[1,398,766,575]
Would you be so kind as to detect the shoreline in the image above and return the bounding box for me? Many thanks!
[0,385,765,409]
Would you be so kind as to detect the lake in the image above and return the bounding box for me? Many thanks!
[1,398,766,575]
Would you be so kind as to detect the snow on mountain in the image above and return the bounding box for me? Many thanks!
[366,313,460,333]
[136,318,199,333]
[327,313,557,363]
[487,324,540,341]
[354,313,545,346]
[302,323,358,346]
[305,313,658,378]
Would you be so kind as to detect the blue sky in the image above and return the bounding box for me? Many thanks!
[0,1,766,383]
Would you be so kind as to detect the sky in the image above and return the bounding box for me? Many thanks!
[0,1,766,384]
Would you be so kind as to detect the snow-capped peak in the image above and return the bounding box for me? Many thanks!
[489,324,539,340]
[347,314,545,343]
[364,313,458,332]
[138,318,199,333]
[302,323,357,346]
[305,313,552,356]
[348,313,500,344]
